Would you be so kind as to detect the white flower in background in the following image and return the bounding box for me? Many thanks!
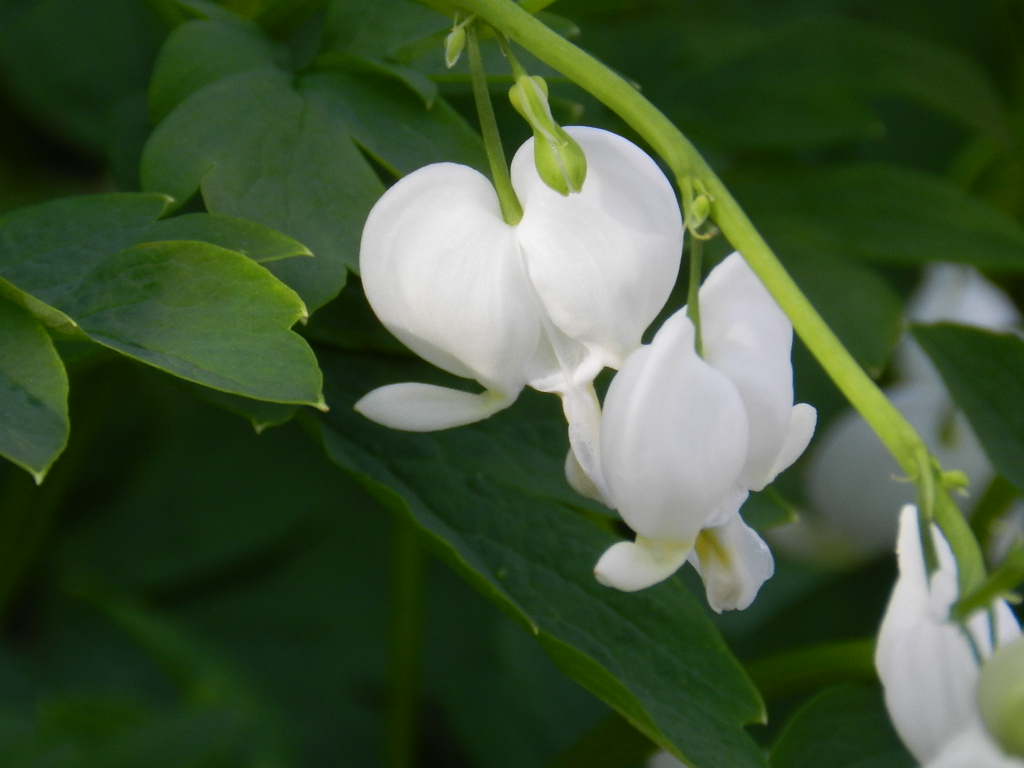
[788,264,1021,561]
[356,126,682,496]
[876,505,1022,767]
[593,254,816,608]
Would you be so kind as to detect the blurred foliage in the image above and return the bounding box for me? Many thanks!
[2,0,1024,765]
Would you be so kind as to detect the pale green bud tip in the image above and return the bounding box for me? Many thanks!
[509,75,587,195]
[444,26,465,69]
[978,637,1024,758]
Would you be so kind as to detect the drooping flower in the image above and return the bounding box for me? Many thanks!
[876,505,1022,767]
[593,254,816,608]
[790,264,1021,563]
[355,126,683,493]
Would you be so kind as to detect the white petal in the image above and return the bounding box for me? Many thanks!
[512,126,683,368]
[594,536,692,592]
[560,381,612,504]
[565,448,605,504]
[767,402,818,480]
[359,162,540,394]
[354,383,514,431]
[687,513,775,612]
[600,310,749,542]
[927,721,1024,768]
[699,253,798,491]
[807,383,993,555]
[876,505,1021,764]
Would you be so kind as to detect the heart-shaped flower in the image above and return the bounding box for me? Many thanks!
[355,126,683,494]
[594,253,816,609]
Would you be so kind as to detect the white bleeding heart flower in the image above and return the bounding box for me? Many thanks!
[794,264,1021,563]
[876,505,1022,767]
[594,253,816,609]
[355,126,683,495]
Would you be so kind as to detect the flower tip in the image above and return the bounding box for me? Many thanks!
[593,539,690,592]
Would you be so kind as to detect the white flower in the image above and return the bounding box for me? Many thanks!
[593,254,816,608]
[793,264,1020,561]
[876,505,1022,767]
[355,126,682,493]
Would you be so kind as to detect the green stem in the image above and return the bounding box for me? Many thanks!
[467,23,524,225]
[454,0,986,579]
[744,639,877,701]
[686,236,703,357]
[385,519,427,768]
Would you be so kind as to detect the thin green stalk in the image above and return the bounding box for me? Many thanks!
[385,519,427,768]
[454,0,985,582]
[467,23,524,225]
[686,236,703,357]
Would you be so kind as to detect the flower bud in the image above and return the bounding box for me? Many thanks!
[444,25,466,69]
[509,75,587,195]
[979,637,1024,759]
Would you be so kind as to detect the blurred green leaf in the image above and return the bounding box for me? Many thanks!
[310,348,768,768]
[736,164,1024,271]
[144,213,312,264]
[0,296,69,479]
[0,193,323,405]
[141,12,486,311]
[912,324,1024,493]
[0,0,165,157]
[769,684,913,768]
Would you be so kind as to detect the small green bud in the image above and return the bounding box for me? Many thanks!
[509,75,587,195]
[444,25,466,69]
[978,637,1024,758]
[691,194,711,229]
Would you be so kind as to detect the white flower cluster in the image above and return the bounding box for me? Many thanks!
[877,506,1023,768]
[355,126,815,609]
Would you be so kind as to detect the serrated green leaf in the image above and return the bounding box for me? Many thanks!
[912,324,1024,494]
[58,241,321,405]
[736,164,1024,271]
[0,296,69,480]
[141,11,485,310]
[309,349,767,768]
[770,684,913,768]
[0,193,322,406]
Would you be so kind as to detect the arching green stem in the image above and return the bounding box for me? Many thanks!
[454,0,985,586]
[467,22,523,225]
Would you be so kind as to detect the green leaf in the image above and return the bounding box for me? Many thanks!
[59,241,322,406]
[0,0,165,157]
[0,193,323,405]
[143,213,312,264]
[141,13,486,310]
[666,16,1008,149]
[0,296,69,481]
[147,17,282,123]
[769,684,914,768]
[309,349,767,768]
[736,164,1024,271]
[912,324,1024,493]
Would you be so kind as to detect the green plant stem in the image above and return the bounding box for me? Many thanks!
[467,22,524,225]
[454,0,986,584]
[744,639,877,701]
[686,236,703,357]
[385,519,427,768]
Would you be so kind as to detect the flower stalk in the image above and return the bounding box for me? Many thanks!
[466,22,523,225]
[453,0,986,589]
